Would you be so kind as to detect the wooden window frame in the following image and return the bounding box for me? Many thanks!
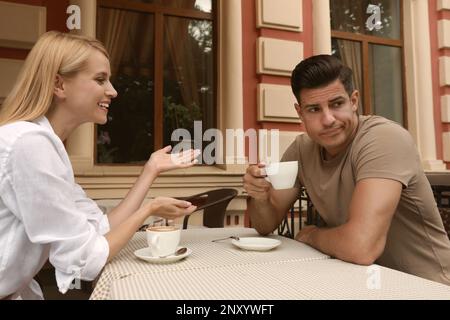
[96,0,217,165]
[331,0,408,127]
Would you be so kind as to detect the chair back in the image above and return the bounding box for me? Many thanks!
[279,187,325,238]
[182,188,238,229]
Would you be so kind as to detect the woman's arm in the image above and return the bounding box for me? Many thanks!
[105,197,196,262]
[107,146,200,229]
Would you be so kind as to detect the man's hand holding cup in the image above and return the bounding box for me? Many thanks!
[243,163,272,201]
[244,161,299,200]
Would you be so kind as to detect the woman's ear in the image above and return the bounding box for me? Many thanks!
[53,74,66,99]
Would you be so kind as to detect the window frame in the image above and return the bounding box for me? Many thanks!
[330,0,408,127]
[96,0,217,165]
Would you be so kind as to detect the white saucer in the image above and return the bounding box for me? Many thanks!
[231,237,281,251]
[134,246,191,264]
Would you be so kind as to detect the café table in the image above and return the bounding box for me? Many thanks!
[90,227,450,300]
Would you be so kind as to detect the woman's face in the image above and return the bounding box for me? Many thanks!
[59,49,117,125]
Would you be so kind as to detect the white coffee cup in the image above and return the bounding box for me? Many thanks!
[146,226,181,257]
[263,161,299,190]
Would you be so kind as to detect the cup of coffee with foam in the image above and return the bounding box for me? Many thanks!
[146,225,181,257]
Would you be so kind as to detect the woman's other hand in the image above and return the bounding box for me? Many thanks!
[145,197,197,220]
[146,145,200,174]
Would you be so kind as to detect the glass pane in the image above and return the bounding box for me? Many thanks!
[369,44,403,125]
[331,38,363,113]
[330,0,401,40]
[132,0,212,13]
[96,8,155,164]
[163,17,215,152]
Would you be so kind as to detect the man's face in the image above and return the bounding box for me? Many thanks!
[295,79,359,158]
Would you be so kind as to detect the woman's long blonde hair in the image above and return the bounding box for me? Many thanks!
[0,31,109,126]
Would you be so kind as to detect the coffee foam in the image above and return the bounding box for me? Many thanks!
[147,226,178,232]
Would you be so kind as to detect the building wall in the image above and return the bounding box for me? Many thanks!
[242,0,312,164]
[433,0,450,167]
[242,0,311,131]
[0,0,68,104]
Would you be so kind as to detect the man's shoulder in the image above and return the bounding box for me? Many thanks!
[351,115,420,171]
[281,132,311,161]
[292,132,314,147]
[359,115,408,134]
[288,132,315,151]
[356,115,413,145]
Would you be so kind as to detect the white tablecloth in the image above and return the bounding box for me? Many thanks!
[90,228,450,300]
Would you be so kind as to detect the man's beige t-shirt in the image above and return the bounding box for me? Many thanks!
[282,115,450,285]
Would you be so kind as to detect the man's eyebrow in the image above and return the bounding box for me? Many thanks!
[329,96,346,103]
[301,95,347,109]
[301,103,320,110]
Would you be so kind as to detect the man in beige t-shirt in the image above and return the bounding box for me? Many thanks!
[243,55,450,285]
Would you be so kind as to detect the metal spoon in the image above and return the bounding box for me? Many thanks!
[212,236,240,242]
[159,247,187,258]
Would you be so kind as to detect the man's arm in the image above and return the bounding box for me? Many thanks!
[244,164,299,235]
[296,178,402,265]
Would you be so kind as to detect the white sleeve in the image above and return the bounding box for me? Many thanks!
[8,132,109,294]
[73,184,110,235]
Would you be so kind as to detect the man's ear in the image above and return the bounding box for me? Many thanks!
[294,103,303,121]
[350,90,359,111]
[54,74,66,99]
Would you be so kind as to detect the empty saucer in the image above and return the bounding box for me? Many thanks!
[231,237,281,251]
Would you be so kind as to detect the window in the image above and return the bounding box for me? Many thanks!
[96,0,215,164]
[330,0,406,126]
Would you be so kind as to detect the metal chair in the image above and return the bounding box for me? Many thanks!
[278,187,325,239]
[181,188,238,229]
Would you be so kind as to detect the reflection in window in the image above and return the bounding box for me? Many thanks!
[96,1,215,164]
[330,0,400,40]
[369,45,403,124]
[331,38,363,113]
[330,0,405,126]
[96,8,155,164]
[163,17,214,148]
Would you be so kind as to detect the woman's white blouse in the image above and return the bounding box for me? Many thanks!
[0,117,110,299]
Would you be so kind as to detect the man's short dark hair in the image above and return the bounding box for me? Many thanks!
[291,54,354,103]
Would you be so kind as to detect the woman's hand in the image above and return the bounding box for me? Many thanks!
[145,145,200,174]
[145,197,197,220]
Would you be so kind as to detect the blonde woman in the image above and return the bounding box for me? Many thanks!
[0,31,199,299]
